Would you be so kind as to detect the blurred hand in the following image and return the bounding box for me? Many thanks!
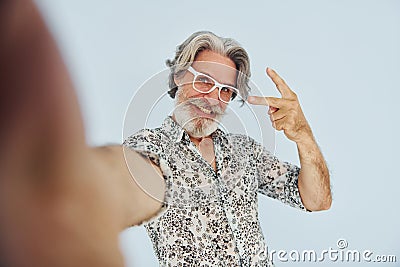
[0,1,163,266]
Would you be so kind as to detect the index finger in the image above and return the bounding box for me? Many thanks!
[266,67,296,99]
[247,95,268,106]
[247,96,282,108]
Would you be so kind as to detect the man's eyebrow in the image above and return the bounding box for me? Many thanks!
[200,70,236,87]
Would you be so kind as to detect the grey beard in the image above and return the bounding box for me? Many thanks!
[174,98,224,138]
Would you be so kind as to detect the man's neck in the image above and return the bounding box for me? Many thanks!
[189,135,209,147]
[192,135,216,170]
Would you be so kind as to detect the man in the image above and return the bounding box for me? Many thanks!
[124,31,331,266]
[0,1,165,266]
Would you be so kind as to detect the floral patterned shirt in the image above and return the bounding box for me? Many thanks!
[124,117,308,266]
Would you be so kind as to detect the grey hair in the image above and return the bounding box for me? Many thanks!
[166,31,251,101]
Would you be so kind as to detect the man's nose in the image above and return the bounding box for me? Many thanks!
[203,87,220,103]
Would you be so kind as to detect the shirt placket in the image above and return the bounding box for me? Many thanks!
[183,136,241,266]
[212,136,246,266]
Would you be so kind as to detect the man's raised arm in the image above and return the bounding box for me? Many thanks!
[247,68,332,211]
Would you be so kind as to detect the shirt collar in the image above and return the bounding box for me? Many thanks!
[161,116,226,143]
[161,116,186,143]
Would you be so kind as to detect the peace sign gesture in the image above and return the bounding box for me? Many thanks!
[247,68,313,144]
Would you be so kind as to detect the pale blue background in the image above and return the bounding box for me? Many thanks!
[35,0,400,266]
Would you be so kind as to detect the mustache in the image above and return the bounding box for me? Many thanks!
[185,98,225,115]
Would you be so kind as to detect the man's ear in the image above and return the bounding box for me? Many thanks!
[173,74,181,87]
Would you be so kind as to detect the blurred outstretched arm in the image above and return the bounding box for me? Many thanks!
[0,1,164,266]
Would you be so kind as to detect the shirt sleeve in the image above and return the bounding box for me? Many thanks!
[123,129,162,166]
[123,129,170,225]
[253,139,310,212]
